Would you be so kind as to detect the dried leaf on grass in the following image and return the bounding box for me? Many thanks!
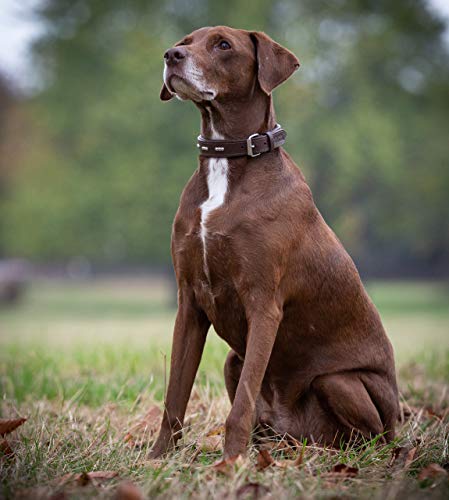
[0,417,26,459]
[236,482,270,499]
[418,463,447,483]
[206,425,225,437]
[261,438,297,459]
[124,405,162,447]
[320,463,359,487]
[389,446,417,470]
[256,445,306,471]
[0,438,14,457]
[329,463,359,478]
[115,480,144,500]
[56,471,118,487]
[256,449,275,470]
[194,425,225,454]
[197,434,222,452]
[0,417,27,436]
[425,407,448,420]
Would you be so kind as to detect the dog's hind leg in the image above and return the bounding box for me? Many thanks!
[311,372,387,443]
[358,371,399,442]
[224,350,243,404]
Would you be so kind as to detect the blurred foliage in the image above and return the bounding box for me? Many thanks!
[0,0,448,275]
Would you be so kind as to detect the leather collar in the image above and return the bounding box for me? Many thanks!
[197,124,286,158]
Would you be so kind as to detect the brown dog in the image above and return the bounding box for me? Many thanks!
[151,26,399,460]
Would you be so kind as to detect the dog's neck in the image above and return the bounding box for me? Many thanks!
[197,91,277,141]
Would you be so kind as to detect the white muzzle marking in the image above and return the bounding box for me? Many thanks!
[163,59,217,100]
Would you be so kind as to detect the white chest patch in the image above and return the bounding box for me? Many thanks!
[200,158,229,277]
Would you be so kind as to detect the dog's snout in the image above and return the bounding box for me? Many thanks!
[164,47,186,66]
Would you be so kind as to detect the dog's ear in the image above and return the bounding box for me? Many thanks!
[250,31,299,95]
[160,83,174,101]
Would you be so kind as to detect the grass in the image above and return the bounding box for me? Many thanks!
[0,278,448,498]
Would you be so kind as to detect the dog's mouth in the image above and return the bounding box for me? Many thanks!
[165,74,215,102]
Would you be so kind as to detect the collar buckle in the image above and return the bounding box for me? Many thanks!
[246,133,261,157]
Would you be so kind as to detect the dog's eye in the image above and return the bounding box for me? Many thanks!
[218,40,231,50]
[177,38,191,46]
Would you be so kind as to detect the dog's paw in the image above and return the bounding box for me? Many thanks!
[212,455,245,475]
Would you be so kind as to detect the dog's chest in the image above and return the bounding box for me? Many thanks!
[173,157,235,285]
[173,158,247,335]
[200,158,229,251]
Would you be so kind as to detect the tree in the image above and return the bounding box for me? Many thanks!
[1,0,448,276]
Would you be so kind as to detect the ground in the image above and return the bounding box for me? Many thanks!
[0,278,448,499]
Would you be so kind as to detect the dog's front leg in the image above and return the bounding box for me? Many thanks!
[150,288,210,458]
[223,301,282,459]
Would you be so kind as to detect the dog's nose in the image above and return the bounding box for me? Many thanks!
[164,47,186,66]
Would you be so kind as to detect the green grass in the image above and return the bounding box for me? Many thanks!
[0,278,448,498]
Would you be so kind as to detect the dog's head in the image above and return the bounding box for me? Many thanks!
[160,26,299,102]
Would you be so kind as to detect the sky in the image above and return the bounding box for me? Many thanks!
[0,0,45,90]
[0,0,449,91]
